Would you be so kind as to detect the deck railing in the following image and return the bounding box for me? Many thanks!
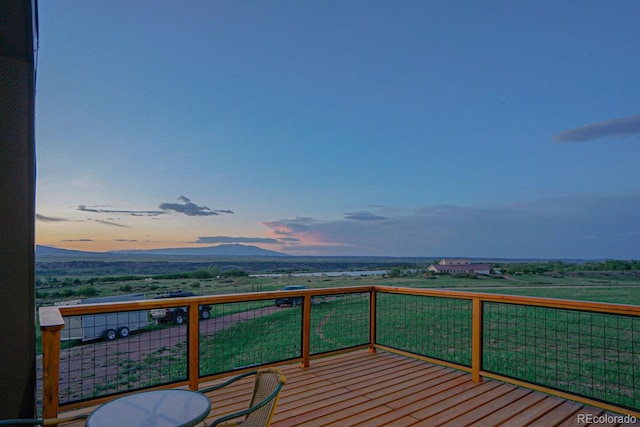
[374,287,640,417]
[39,286,640,418]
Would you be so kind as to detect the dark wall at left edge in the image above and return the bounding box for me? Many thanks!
[0,0,38,419]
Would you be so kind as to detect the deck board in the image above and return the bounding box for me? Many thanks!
[57,349,638,426]
[528,400,587,427]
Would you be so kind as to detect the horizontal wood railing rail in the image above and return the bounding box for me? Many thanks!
[373,285,640,316]
[39,285,640,418]
[50,286,640,319]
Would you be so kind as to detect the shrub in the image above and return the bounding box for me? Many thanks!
[222,269,247,277]
[190,269,212,279]
[78,286,99,297]
[61,289,75,297]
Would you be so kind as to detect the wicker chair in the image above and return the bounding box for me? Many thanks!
[200,368,286,427]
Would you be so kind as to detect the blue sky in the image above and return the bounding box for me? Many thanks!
[35,1,640,259]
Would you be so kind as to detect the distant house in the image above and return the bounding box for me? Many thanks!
[427,259,491,275]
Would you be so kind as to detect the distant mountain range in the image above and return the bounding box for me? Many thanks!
[36,244,288,257]
[35,245,595,263]
[36,245,100,257]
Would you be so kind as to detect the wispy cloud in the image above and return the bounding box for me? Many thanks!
[553,114,640,143]
[36,214,71,222]
[262,217,318,238]
[62,238,94,242]
[94,219,129,228]
[159,196,234,217]
[262,217,360,252]
[78,205,165,216]
[344,211,388,221]
[77,196,234,218]
[278,237,301,243]
[192,236,279,244]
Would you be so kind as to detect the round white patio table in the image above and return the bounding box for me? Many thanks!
[86,389,211,427]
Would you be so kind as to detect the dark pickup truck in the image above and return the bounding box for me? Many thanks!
[274,285,306,307]
[149,291,212,325]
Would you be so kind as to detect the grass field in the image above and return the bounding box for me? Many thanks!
[36,269,640,305]
[35,271,640,354]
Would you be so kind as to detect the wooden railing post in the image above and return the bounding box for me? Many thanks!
[471,297,483,382]
[301,295,311,368]
[39,306,65,418]
[188,301,200,390]
[369,289,377,353]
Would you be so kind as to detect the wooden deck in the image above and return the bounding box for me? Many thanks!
[203,350,637,426]
[60,350,638,426]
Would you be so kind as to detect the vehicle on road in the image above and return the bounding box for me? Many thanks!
[150,291,212,325]
[274,285,306,307]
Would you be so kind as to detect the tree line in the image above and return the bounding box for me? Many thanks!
[497,260,640,275]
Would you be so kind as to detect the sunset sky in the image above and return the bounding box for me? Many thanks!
[35,1,640,259]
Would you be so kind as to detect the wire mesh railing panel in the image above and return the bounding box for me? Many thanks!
[376,292,472,366]
[310,292,370,355]
[58,308,188,405]
[483,303,640,411]
[199,299,302,376]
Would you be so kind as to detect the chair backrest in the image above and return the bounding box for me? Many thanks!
[241,368,286,427]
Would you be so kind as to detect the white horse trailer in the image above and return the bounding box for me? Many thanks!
[56,293,149,341]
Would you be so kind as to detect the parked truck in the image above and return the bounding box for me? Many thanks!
[150,291,212,325]
[56,293,149,341]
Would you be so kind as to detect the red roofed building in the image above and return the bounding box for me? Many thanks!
[427,259,492,275]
